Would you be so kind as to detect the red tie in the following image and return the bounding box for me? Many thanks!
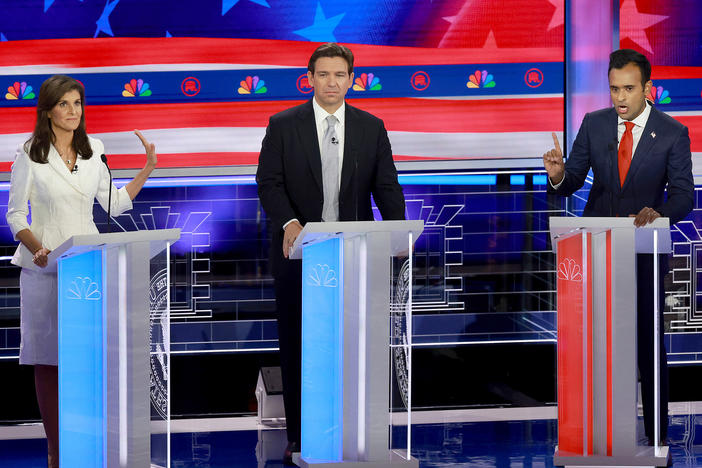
[618,121,635,187]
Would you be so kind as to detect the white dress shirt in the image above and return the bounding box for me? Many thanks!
[312,97,345,184]
[617,100,652,157]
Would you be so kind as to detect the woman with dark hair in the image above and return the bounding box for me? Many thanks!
[5,75,157,468]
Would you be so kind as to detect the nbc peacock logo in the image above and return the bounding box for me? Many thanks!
[647,85,671,104]
[5,81,35,100]
[238,76,267,94]
[122,79,152,97]
[467,70,495,89]
[353,73,381,91]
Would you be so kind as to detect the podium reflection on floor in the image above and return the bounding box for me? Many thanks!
[2,408,702,467]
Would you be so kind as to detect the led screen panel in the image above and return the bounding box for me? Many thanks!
[0,0,564,171]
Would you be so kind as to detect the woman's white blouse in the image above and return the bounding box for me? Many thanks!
[6,136,133,270]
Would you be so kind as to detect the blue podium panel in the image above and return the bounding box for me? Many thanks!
[301,237,344,462]
[58,249,106,468]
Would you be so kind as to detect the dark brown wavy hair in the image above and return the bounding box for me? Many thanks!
[25,75,93,164]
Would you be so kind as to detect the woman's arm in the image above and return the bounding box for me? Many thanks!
[16,229,50,267]
[125,130,157,200]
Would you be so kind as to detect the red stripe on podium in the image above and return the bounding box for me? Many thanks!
[606,231,613,456]
[557,234,585,454]
[586,233,594,455]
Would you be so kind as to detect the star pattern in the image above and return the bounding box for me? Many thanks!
[94,0,121,38]
[44,0,55,12]
[547,0,564,31]
[222,0,270,16]
[0,32,6,41]
[483,29,498,49]
[293,2,345,42]
[619,0,668,54]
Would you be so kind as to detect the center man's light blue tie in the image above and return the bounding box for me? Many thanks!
[321,114,339,222]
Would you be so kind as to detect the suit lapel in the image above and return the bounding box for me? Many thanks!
[296,100,323,193]
[340,105,362,196]
[47,146,84,195]
[605,109,621,195]
[621,106,660,192]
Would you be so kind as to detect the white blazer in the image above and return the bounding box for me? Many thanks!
[6,136,133,270]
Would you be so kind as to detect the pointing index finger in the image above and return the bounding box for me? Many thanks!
[551,132,562,153]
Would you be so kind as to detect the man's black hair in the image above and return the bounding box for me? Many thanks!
[608,49,651,87]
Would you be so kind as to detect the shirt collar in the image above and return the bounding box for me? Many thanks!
[312,97,345,127]
[618,100,652,128]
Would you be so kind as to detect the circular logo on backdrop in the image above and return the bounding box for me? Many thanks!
[392,259,411,408]
[181,76,201,97]
[149,268,169,419]
[296,74,314,94]
[410,71,430,91]
[524,68,544,88]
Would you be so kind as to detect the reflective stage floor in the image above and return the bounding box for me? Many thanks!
[1,405,701,467]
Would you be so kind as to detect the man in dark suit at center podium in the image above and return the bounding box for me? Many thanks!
[543,49,694,448]
[256,43,406,464]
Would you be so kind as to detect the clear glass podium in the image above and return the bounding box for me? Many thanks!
[49,228,180,468]
[290,220,422,468]
[549,217,669,467]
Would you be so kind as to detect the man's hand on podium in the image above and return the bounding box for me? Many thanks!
[283,220,303,258]
[630,206,661,227]
[32,247,51,268]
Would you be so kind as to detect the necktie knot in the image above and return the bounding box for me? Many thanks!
[624,121,635,132]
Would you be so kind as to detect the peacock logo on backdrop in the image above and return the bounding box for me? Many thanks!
[238,76,267,94]
[353,73,382,91]
[5,81,35,100]
[122,79,152,97]
[647,85,671,104]
[467,70,495,89]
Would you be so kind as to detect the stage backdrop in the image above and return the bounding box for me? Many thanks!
[1,0,564,171]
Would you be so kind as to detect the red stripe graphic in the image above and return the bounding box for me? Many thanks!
[0,98,564,135]
[557,234,585,454]
[586,233,593,456]
[652,66,702,79]
[0,38,565,68]
[606,230,612,456]
[0,153,481,172]
[672,116,702,153]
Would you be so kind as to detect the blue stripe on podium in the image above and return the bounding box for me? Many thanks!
[58,249,106,468]
[301,237,344,462]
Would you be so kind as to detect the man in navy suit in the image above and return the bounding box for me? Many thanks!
[543,49,694,446]
[256,43,405,464]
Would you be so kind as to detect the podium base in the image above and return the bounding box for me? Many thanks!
[554,445,669,467]
[293,452,419,468]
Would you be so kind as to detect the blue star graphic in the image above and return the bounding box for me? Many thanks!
[94,0,120,38]
[222,0,270,16]
[166,31,173,37]
[44,0,55,12]
[293,3,345,42]
[1,33,7,41]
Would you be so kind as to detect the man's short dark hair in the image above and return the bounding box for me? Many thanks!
[308,43,354,75]
[608,49,651,87]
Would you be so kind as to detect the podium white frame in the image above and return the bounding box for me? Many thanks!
[290,220,422,468]
[549,217,669,467]
[49,228,180,468]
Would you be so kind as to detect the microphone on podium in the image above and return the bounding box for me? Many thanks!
[101,154,113,233]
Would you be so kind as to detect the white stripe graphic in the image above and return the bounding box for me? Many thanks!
[0,129,563,161]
